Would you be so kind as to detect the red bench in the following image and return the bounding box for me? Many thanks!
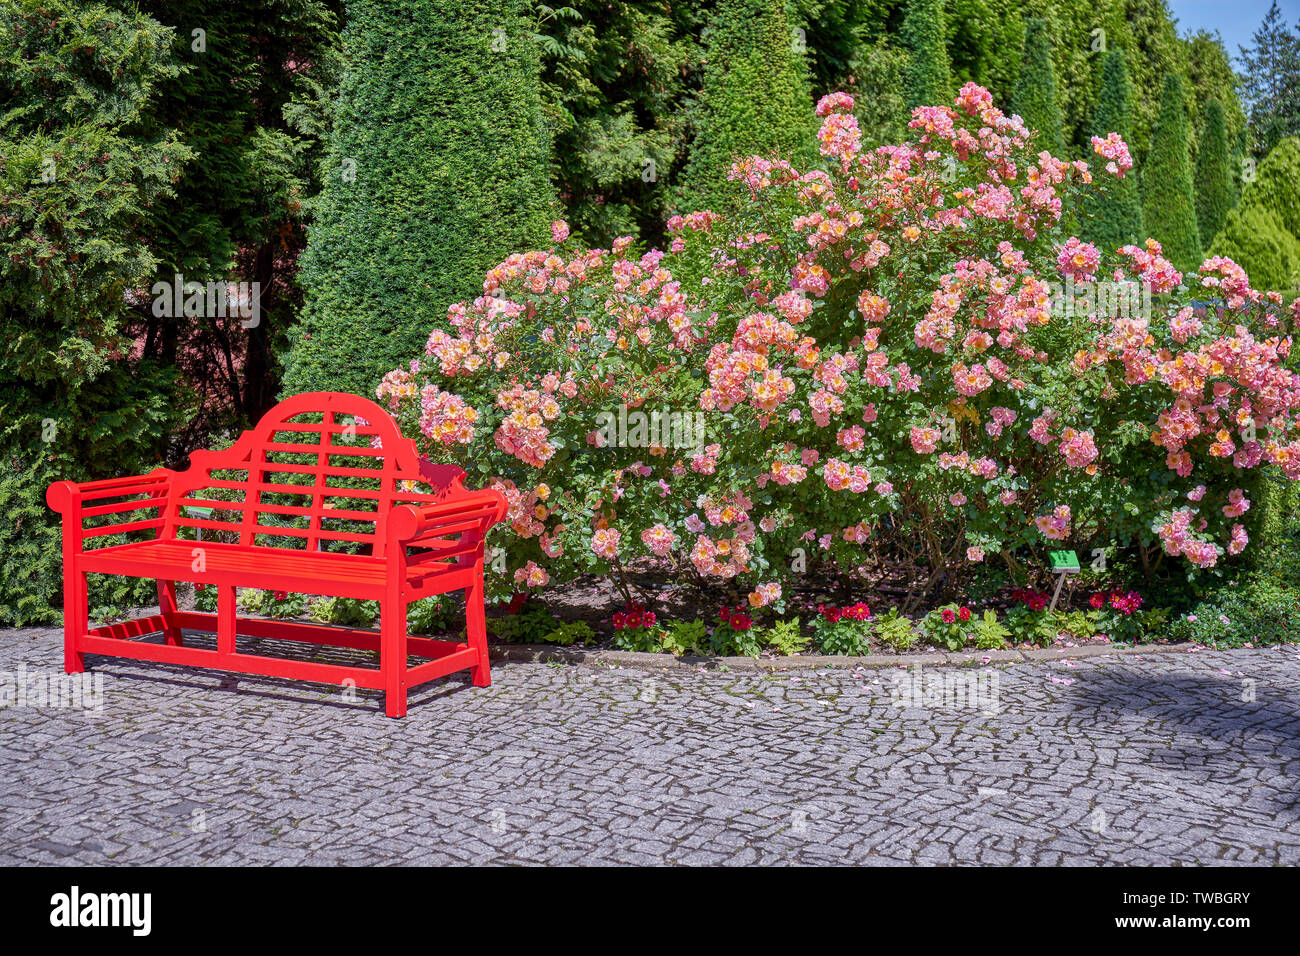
[46,391,507,718]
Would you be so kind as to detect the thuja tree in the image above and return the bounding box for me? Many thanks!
[535,1,690,246]
[1182,30,1248,158]
[1195,99,1235,249]
[1082,49,1143,250]
[1142,72,1201,271]
[1210,137,1300,291]
[1109,0,1183,164]
[0,0,191,623]
[675,0,816,215]
[900,0,951,110]
[120,0,342,450]
[280,0,557,399]
[1011,18,1064,156]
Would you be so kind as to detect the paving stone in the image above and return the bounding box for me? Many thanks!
[1,624,1298,864]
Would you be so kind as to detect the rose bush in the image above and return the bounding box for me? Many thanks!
[378,83,1300,611]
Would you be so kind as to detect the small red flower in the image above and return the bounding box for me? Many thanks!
[1089,592,1106,609]
[643,611,657,627]
[958,606,971,622]
[626,611,643,630]
[612,612,626,630]
[842,602,871,621]
[274,590,288,602]
[819,604,842,623]
[730,613,752,632]
[941,608,956,624]
[719,606,733,621]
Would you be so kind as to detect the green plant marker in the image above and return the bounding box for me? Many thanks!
[1047,551,1080,613]
[183,505,213,542]
[1048,550,1080,572]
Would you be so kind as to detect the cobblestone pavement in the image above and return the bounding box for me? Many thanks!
[2,623,1299,865]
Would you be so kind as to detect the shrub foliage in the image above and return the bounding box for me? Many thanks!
[379,85,1300,614]
[280,0,557,400]
[675,0,817,215]
[0,0,190,624]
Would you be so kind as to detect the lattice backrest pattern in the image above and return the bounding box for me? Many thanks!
[165,393,462,557]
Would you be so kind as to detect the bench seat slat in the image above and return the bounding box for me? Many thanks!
[78,540,465,594]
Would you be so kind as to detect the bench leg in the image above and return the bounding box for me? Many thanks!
[157,580,184,646]
[382,599,407,718]
[64,568,86,675]
[217,585,237,656]
[466,574,491,688]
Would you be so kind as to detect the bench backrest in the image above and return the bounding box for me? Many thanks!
[164,392,472,558]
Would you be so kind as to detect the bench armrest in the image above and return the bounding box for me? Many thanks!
[46,470,173,514]
[388,489,508,547]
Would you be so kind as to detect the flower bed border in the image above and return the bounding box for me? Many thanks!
[489,640,1197,671]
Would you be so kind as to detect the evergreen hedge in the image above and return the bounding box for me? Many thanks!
[1141,73,1201,271]
[1238,136,1300,240]
[1082,49,1143,251]
[280,0,557,400]
[1210,206,1300,292]
[900,0,951,110]
[1194,99,1235,249]
[1011,18,1065,156]
[675,0,816,214]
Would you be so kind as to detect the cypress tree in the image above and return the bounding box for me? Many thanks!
[1142,73,1202,271]
[1083,49,1143,250]
[676,0,816,214]
[900,0,951,110]
[280,0,557,399]
[1195,99,1235,249]
[1209,136,1300,290]
[1011,18,1065,155]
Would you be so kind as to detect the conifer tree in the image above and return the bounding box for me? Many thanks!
[1083,49,1143,250]
[1011,18,1065,155]
[1195,99,1235,249]
[900,0,952,110]
[1142,73,1202,270]
[281,0,557,398]
[676,0,816,214]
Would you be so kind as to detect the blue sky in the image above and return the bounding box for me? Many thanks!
[1169,1,1299,63]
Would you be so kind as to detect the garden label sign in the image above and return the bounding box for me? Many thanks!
[183,504,213,542]
[1047,550,1080,612]
[1048,550,1080,572]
